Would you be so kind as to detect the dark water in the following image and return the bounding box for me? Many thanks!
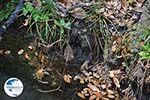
[0,72,61,100]
[0,34,61,100]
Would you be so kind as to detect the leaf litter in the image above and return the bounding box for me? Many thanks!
[16,0,150,99]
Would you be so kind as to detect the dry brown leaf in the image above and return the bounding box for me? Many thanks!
[4,50,11,55]
[83,88,93,95]
[23,18,29,26]
[87,83,100,92]
[107,89,115,94]
[27,45,33,50]
[80,77,85,84]
[77,92,85,99]
[109,69,121,78]
[109,71,115,78]
[96,97,100,100]
[64,43,74,62]
[101,84,106,89]
[71,8,86,19]
[102,97,109,100]
[113,77,120,88]
[89,95,96,100]
[0,50,4,54]
[101,91,107,96]
[24,53,31,60]
[63,74,72,83]
[40,55,45,64]
[18,49,24,55]
[107,94,115,99]
[112,45,117,52]
[121,0,129,9]
[32,0,42,8]
[35,69,44,80]
[93,92,101,98]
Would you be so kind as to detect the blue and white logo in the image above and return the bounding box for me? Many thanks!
[4,78,24,97]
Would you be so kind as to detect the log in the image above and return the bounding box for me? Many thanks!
[0,0,25,36]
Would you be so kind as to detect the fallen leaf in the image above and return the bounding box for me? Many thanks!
[89,95,96,100]
[27,45,33,50]
[102,97,109,100]
[87,83,100,92]
[77,92,85,99]
[112,45,117,52]
[107,89,115,94]
[80,61,89,70]
[64,43,74,62]
[0,50,4,54]
[109,71,115,78]
[32,0,42,8]
[23,18,29,26]
[83,88,93,95]
[101,84,106,89]
[107,94,115,99]
[18,49,24,55]
[109,69,121,78]
[80,77,85,84]
[113,77,120,88]
[93,92,101,98]
[4,50,11,55]
[63,74,72,83]
[35,69,44,80]
[96,97,100,100]
[71,8,87,19]
[24,53,31,60]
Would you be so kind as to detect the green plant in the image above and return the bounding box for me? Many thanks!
[22,1,72,44]
[54,19,71,37]
[139,27,150,60]
[22,2,49,22]
[0,0,18,21]
[139,43,150,59]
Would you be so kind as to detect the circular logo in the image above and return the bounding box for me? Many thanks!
[4,78,24,97]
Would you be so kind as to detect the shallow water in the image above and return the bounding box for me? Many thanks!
[0,34,61,100]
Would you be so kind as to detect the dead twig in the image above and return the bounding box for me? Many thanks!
[39,39,63,48]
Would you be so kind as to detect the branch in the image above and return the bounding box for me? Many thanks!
[0,0,25,36]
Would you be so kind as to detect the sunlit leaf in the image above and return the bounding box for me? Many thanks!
[107,89,115,94]
[113,77,120,88]
[27,45,33,50]
[35,69,44,80]
[112,45,117,52]
[18,49,24,55]
[89,95,96,100]
[63,74,72,83]
[107,94,115,99]
[4,50,11,55]
[23,18,29,26]
[87,83,100,92]
[24,53,31,60]
[77,92,85,99]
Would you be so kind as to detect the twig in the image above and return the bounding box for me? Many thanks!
[39,39,63,48]
[38,80,49,84]
[37,87,61,93]
[37,81,62,93]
